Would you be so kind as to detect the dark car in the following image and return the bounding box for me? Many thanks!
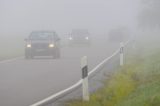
[68,29,91,46]
[25,31,61,59]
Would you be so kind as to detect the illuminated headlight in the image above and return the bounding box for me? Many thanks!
[69,37,73,40]
[27,44,31,48]
[49,44,54,48]
[85,37,89,40]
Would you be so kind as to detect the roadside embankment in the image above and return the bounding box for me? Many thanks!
[67,32,160,106]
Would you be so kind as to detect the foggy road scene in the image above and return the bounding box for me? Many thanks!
[1,0,160,106]
[0,37,120,106]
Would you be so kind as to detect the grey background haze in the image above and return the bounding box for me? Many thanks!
[0,1,151,106]
[0,0,140,36]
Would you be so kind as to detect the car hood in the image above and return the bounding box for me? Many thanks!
[30,40,53,44]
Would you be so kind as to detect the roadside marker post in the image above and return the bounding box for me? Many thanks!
[120,42,124,66]
[81,56,90,101]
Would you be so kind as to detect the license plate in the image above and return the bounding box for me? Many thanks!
[36,49,45,52]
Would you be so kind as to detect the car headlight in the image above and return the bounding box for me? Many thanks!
[27,44,31,48]
[69,37,73,40]
[85,37,89,40]
[49,44,54,48]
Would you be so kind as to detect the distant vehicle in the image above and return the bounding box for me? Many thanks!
[108,27,130,42]
[68,29,91,46]
[25,31,61,59]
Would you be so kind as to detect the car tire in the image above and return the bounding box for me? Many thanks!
[25,51,30,59]
[56,49,61,59]
[25,50,34,59]
[52,48,60,59]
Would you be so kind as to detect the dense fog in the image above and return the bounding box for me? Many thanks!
[1,1,160,106]
[0,0,139,36]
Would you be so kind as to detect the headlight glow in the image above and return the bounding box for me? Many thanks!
[85,37,89,40]
[69,37,73,40]
[49,44,54,48]
[27,44,31,48]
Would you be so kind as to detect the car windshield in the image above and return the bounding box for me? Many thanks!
[71,30,89,37]
[30,32,53,40]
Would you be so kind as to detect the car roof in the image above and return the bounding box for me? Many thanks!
[31,31,56,33]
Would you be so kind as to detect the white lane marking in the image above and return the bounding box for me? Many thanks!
[0,57,23,64]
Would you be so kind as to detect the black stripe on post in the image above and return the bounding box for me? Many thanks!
[82,66,88,79]
[120,47,124,54]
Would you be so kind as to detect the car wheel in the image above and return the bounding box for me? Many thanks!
[30,52,34,59]
[25,51,30,59]
[56,49,61,59]
[26,52,34,59]
[52,49,60,59]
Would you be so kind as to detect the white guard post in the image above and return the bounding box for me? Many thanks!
[120,42,124,66]
[81,56,90,101]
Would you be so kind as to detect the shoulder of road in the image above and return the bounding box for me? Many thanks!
[67,44,160,106]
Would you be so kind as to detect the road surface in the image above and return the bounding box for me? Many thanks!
[0,37,120,106]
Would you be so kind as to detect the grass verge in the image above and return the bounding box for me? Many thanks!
[66,41,160,106]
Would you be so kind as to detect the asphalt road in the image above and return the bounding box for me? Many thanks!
[0,38,120,106]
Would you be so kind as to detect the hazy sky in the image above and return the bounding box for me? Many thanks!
[0,0,140,36]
